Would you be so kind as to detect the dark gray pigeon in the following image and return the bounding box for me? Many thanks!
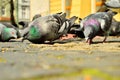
[75,10,117,44]
[22,13,77,43]
[0,23,18,42]
[109,19,120,36]
[105,0,120,8]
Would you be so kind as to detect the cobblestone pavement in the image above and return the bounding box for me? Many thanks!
[0,37,120,80]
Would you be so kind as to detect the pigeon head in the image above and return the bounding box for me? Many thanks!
[25,25,41,40]
[84,26,94,41]
[1,27,17,41]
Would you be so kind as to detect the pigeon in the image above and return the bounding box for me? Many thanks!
[0,23,19,42]
[105,0,120,8]
[75,10,117,44]
[22,12,77,43]
[109,19,120,36]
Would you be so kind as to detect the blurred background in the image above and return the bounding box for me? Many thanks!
[0,0,120,25]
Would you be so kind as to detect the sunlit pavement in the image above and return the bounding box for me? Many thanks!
[0,36,120,80]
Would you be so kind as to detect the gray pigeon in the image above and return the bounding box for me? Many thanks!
[75,10,117,44]
[109,19,120,36]
[22,13,77,43]
[0,23,18,42]
[105,0,120,8]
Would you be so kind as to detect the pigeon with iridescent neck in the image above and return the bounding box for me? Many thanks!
[22,13,77,43]
[75,10,117,44]
[0,23,18,42]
